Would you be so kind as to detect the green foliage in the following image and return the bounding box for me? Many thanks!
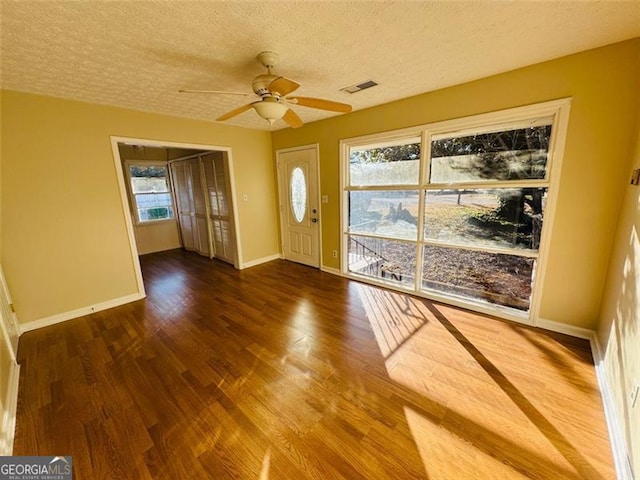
[130,165,167,178]
[432,125,551,181]
[431,126,550,158]
[147,207,169,220]
[429,126,550,244]
[350,143,420,164]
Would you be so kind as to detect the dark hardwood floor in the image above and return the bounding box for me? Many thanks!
[14,249,615,479]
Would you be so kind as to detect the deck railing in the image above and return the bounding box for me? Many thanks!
[348,237,403,281]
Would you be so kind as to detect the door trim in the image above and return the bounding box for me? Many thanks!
[110,137,243,288]
[276,144,322,268]
[0,266,19,360]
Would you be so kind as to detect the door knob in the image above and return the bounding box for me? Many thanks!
[311,218,318,223]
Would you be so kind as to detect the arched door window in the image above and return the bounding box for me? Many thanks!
[290,167,307,223]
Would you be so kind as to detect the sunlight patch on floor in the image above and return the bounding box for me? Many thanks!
[404,406,532,480]
[356,281,607,479]
[259,448,271,480]
[288,298,316,344]
[356,283,429,358]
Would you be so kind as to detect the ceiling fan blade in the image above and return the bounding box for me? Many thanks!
[283,108,303,129]
[268,77,300,96]
[216,103,254,121]
[288,96,352,113]
[180,89,251,96]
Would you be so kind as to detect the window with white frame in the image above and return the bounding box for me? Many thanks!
[126,163,175,223]
[342,101,569,318]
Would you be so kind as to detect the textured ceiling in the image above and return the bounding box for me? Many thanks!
[1,1,639,131]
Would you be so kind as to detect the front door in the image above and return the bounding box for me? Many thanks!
[277,145,320,268]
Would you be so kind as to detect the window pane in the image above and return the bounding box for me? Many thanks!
[138,206,174,221]
[422,245,534,311]
[129,165,170,194]
[135,193,174,221]
[349,191,419,240]
[348,235,415,287]
[430,121,552,183]
[350,139,420,186]
[290,167,307,223]
[135,193,172,209]
[424,188,546,250]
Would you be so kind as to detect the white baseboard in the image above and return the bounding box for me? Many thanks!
[535,317,595,340]
[239,254,282,270]
[536,315,634,479]
[0,361,20,456]
[20,292,145,334]
[502,316,633,478]
[590,334,634,480]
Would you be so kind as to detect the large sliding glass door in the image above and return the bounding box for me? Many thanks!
[342,101,570,321]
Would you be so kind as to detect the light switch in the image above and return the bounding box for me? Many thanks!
[321,195,329,203]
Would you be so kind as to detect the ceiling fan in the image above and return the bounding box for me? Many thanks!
[180,51,352,128]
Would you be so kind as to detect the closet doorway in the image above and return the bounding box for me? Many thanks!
[170,151,237,265]
[112,137,241,294]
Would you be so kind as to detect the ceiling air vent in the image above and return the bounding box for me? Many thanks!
[340,80,378,94]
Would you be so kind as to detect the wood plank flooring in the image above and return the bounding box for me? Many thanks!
[14,249,615,479]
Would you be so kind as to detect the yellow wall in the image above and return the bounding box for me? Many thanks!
[272,38,640,330]
[0,91,278,324]
[598,120,640,477]
[132,222,182,256]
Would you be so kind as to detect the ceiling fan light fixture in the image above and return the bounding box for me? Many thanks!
[184,51,351,127]
[253,100,288,125]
